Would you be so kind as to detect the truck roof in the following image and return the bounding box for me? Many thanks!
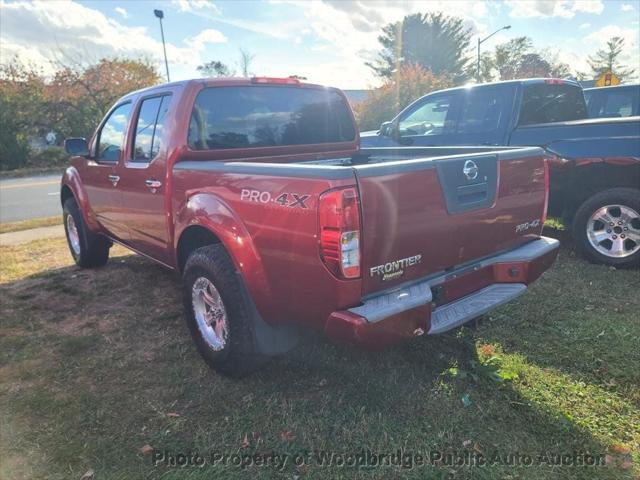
[120,77,333,101]
[427,78,582,97]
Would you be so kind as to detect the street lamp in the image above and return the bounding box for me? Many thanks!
[154,9,170,82]
[477,25,511,82]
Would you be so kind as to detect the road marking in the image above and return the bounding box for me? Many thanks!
[0,180,59,190]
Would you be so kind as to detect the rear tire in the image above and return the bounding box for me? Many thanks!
[572,188,640,268]
[63,198,110,268]
[183,244,266,377]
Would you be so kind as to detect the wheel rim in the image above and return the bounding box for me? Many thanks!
[191,277,229,351]
[587,204,640,258]
[66,214,81,256]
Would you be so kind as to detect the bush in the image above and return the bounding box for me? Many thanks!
[352,64,453,131]
[26,147,69,169]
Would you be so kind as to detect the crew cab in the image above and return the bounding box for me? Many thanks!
[61,77,558,376]
[361,79,640,267]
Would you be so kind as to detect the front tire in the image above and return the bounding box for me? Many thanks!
[182,244,266,377]
[63,198,110,268]
[572,188,640,268]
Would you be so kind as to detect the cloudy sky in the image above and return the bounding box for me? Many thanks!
[0,0,638,88]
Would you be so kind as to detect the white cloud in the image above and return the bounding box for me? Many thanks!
[185,28,228,49]
[579,22,591,29]
[172,0,221,15]
[506,0,603,19]
[114,6,127,18]
[0,0,225,77]
[621,3,635,12]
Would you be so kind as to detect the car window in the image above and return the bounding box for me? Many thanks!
[587,89,638,118]
[132,95,171,162]
[97,103,131,162]
[457,88,507,134]
[399,95,454,136]
[518,83,587,126]
[188,86,355,150]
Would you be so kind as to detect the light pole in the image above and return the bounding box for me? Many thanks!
[154,9,170,82]
[477,25,511,82]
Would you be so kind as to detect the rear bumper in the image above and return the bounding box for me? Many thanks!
[324,236,559,349]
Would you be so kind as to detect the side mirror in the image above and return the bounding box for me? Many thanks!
[64,138,89,157]
[379,121,395,137]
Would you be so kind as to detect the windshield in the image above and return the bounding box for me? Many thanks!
[188,86,356,150]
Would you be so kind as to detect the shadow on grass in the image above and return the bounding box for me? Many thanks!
[0,248,635,479]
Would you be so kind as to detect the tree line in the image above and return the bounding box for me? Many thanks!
[0,12,635,171]
[354,13,635,130]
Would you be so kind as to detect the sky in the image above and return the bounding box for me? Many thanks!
[0,0,638,89]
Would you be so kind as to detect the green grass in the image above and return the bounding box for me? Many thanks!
[0,233,638,479]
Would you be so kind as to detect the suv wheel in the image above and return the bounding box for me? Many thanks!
[63,198,111,268]
[572,188,640,268]
[183,244,266,376]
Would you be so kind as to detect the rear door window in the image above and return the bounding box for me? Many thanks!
[456,86,511,134]
[132,95,171,162]
[188,86,355,150]
[518,83,587,125]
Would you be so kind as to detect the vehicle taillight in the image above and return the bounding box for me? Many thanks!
[544,78,564,84]
[542,156,550,225]
[319,187,361,279]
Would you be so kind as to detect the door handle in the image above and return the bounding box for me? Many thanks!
[108,174,120,186]
[145,179,162,190]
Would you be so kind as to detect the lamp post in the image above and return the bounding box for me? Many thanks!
[477,25,511,82]
[154,9,170,82]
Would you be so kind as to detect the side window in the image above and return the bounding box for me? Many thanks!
[399,95,455,136]
[602,92,633,117]
[456,88,506,134]
[132,95,171,162]
[96,103,131,162]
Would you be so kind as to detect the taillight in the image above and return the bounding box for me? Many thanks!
[542,156,550,225]
[319,187,361,279]
[544,78,564,84]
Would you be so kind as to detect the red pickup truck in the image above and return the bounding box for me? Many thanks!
[61,77,559,376]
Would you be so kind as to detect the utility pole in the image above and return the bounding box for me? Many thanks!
[154,9,170,82]
[477,25,511,82]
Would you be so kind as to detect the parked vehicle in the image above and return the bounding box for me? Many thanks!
[361,79,640,267]
[584,84,640,118]
[62,77,558,375]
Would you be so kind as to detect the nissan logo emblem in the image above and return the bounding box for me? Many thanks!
[463,160,479,180]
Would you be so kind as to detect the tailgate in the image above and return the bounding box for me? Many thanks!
[354,147,547,296]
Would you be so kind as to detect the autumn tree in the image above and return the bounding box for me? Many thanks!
[587,36,635,80]
[352,64,453,131]
[489,36,572,81]
[0,57,160,170]
[367,13,471,84]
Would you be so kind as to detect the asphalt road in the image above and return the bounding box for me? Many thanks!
[0,174,62,223]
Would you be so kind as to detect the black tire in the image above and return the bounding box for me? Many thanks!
[572,188,640,268]
[182,244,266,377]
[63,197,111,268]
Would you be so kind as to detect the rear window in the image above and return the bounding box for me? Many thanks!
[188,86,356,150]
[586,87,639,118]
[518,83,587,126]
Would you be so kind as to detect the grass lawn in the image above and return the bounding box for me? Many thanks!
[0,216,61,234]
[0,231,637,479]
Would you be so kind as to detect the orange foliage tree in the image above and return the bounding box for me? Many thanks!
[352,64,453,131]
